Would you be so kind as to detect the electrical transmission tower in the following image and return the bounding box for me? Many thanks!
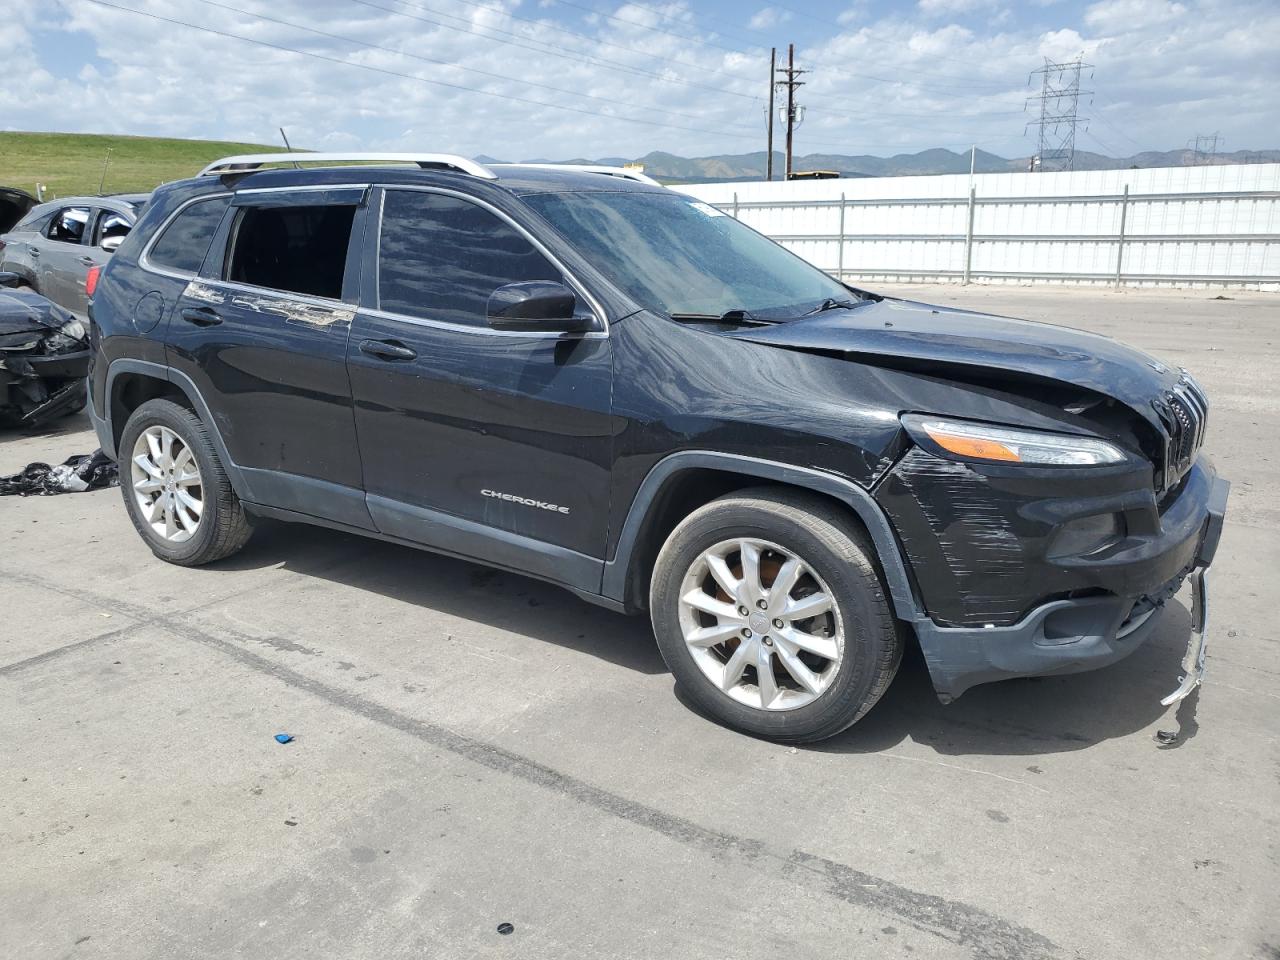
[1026,56,1091,172]
[774,43,806,180]
[1189,133,1221,165]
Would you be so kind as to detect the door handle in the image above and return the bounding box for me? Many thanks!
[180,306,223,327]
[359,339,417,362]
[78,256,96,266]
[29,247,40,258]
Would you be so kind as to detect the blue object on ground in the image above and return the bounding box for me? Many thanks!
[274,733,294,744]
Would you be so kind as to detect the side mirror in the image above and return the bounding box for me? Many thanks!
[0,271,22,288]
[101,235,124,253]
[487,280,593,332]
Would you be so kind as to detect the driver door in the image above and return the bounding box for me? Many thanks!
[346,186,614,591]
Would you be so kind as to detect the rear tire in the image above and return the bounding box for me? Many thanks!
[118,398,252,565]
[650,487,901,743]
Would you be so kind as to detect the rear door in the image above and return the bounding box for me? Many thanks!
[165,186,372,528]
[38,205,93,310]
[67,207,130,314]
[346,186,614,589]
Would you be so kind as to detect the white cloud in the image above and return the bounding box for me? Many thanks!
[917,0,1001,16]
[1084,0,1187,32]
[0,0,1274,162]
[747,7,791,30]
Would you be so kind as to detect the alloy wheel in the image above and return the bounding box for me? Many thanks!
[677,537,844,711]
[130,425,203,543]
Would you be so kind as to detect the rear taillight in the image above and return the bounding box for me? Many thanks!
[85,265,101,297]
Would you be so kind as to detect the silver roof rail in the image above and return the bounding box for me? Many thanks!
[198,152,498,180]
[495,163,661,185]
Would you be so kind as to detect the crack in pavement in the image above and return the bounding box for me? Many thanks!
[0,545,377,675]
[1,567,1061,960]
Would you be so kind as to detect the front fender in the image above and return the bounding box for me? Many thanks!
[601,451,922,620]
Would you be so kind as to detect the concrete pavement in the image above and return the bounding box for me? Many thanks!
[2,284,1277,960]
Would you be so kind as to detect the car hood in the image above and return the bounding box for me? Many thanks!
[724,297,1179,428]
[0,287,75,335]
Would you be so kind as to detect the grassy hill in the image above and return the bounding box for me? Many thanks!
[0,131,285,199]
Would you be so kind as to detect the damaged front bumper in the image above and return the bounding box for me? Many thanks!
[0,348,89,425]
[907,458,1229,702]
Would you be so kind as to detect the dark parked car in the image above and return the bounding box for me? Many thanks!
[1,193,150,317]
[0,271,90,425]
[86,153,1227,741]
[0,186,38,234]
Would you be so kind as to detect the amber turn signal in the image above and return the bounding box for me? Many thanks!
[921,426,1021,462]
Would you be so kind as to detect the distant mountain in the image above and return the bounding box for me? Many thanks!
[479,147,1280,182]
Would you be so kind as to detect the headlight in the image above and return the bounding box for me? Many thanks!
[60,318,87,340]
[903,415,1126,466]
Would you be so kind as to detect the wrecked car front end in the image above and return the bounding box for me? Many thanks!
[0,279,90,426]
[716,296,1229,703]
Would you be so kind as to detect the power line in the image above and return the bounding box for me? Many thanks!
[188,0,752,132]
[74,0,1063,160]
[408,0,762,83]
[78,0,770,142]
[543,0,762,56]
[1082,127,1126,161]
[629,0,1020,89]
[525,0,1025,102]
[1089,100,1149,153]
[349,0,762,103]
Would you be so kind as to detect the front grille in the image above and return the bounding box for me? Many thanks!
[1156,372,1208,491]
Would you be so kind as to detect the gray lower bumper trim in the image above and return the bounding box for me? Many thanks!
[915,593,1161,702]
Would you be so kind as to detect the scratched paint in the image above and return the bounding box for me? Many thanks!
[183,279,354,328]
[877,449,1052,627]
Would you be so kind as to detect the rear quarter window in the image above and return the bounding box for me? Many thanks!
[147,196,232,274]
[15,209,54,234]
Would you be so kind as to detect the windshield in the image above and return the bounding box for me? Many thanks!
[522,191,852,320]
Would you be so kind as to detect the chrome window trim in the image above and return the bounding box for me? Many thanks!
[361,305,606,340]
[194,277,355,311]
[233,183,370,196]
[139,192,233,282]
[373,184,610,339]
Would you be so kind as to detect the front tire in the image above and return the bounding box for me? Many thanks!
[650,488,901,743]
[118,398,252,565]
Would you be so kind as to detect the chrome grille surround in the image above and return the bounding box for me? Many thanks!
[1155,370,1209,491]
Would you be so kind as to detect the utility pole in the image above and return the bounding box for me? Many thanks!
[1189,132,1221,165]
[775,43,806,180]
[766,47,776,181]
[1026,56,1091,172]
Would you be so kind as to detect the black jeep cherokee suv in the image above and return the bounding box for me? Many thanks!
[88,153,1228,742]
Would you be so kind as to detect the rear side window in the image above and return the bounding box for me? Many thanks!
[378,190,561,326]
[226,204,355,300]
[47,206,90,243]
[148,196,231,274]
[94,210,132,245]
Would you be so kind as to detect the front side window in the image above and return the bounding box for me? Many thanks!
[523,191,851,321]
[94,210,132,246]
[148,196,231,274]
[226,204,355,300]
[47,206,91,244]
[378,190,561,326]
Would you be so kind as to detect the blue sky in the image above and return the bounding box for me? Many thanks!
[3,0,1277,160]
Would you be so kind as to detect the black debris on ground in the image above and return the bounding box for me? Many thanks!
[0,449,118,496]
